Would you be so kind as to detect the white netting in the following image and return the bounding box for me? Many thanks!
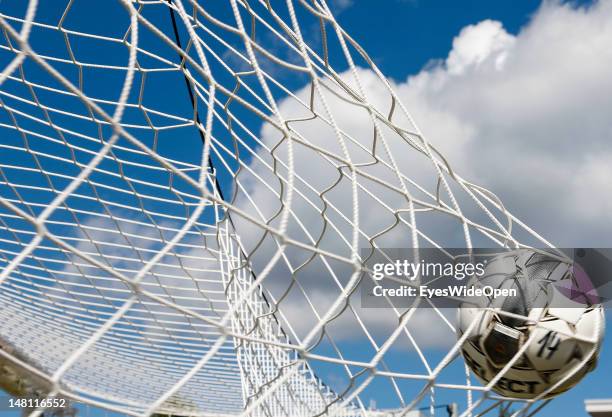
[0,1,600,417]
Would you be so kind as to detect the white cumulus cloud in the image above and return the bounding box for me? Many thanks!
[396,0,612,246]
[234,0,612,350]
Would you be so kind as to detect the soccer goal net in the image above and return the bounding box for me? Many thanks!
[0,1,599,417]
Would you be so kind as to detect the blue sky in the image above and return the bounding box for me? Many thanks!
[333,0,545,79]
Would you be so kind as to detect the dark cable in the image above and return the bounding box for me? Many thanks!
[166,4,227,203]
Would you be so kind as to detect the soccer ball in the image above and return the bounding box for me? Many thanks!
[457,249,605,399]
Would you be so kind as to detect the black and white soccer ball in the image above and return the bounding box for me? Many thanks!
[458,249,605,399]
